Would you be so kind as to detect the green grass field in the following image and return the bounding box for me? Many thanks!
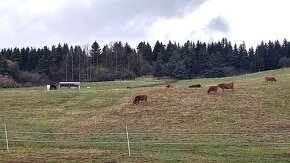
[0,69,289,162]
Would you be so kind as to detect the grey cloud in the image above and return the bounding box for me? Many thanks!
[0,0,208,47]
[41,0,208,42]
[206,16,230,33]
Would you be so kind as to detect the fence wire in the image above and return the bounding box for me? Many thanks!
[1,130,290,136]
[1,129,290,149]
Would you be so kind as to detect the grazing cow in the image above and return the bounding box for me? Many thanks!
[133,95,147,104]
[189,84,202,88]
[265,76,277,82]
[217,82,234,92]
[207,86,218,94]
[166,84,174,88]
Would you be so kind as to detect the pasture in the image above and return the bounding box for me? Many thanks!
[0,69,290,162]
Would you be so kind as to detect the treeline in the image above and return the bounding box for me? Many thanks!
[0,38,290,87]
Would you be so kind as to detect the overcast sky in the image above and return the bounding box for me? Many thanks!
[1,0,290,49]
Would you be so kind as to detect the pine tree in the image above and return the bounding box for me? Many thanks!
[163,49,181,76]
[62,44,70,81]
[55,44,63,68]
[69,46,75,81]
[172,60,188,79]
[37,46,52,75]
[209,52,225,69]
[112,42,122,72]
[91,41,101,68]
[74,45,83,81]
[223,41,234,67]
[101,45,110,68]
[250,54,265,72]
[248,47,255,61]
[238,42,250,71]
[205,52,225,78]
[163,41,177,63]
[282,39,290,58]
[12,48,22,64]
[0,53,5,74]
[231,44,239,68]
[135,49,147,76]
[153,57,164,77]
[182,41,198,77]
[50,45,62,81]
[152,41,165,62]
[256,41,268,70]
[19,47,29,71]
[137,42,153,63]
[30,48,40,72]
[197,43,210,74]
[269,40,282,69]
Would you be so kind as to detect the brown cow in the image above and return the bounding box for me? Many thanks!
[133,95,147,104]
[207,86,218,94]
[218,82,234,92]
[166,84,174,88]
[265,76,277,82]
[189,84,202,88]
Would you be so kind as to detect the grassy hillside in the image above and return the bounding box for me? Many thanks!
[0,69,289,162]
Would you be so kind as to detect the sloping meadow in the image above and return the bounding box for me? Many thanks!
[0,70,289,162]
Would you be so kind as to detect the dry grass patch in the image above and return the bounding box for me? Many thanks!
[76,83,275,134]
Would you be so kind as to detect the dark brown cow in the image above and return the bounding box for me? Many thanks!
[50,84,57,90]
[189,84,202,88]
[166,84,174,88]
[207,86,218,94]
[133,95,147,104]
[218,82,234,92]
[265,76,277,82]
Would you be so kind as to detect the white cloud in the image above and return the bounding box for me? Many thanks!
[148,0,290,47]
[206,0,290,47]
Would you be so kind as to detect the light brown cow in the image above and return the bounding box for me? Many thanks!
[133,95,147,104]
[218,82,234,92]
[265,76,277,82]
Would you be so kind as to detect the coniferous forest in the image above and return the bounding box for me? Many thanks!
[1,38,290,87]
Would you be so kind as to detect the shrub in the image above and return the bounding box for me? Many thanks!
[279,57,290,67]
[99,73,115,81]
[98,70,136,81]
[17,71,42,85]
[0,75,18,88]
[93,67,110,81]
[204,68,225,78]
[115,70,136,80]
[223,66,240,76]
